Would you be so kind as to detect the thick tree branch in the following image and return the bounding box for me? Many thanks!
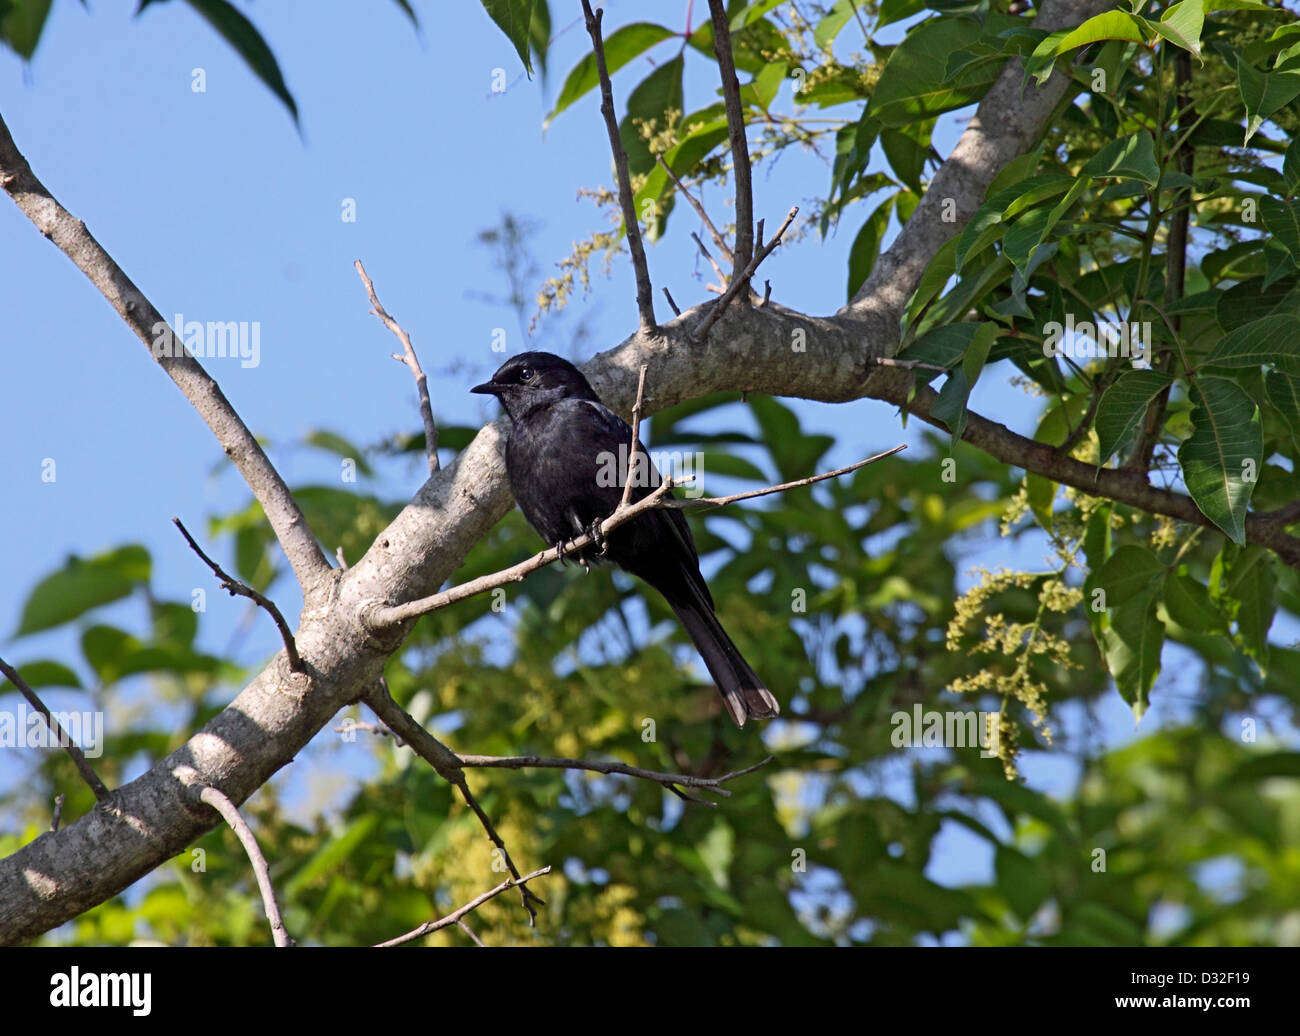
[0,113,330,596]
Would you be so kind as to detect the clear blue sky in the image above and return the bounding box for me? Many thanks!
[2,1,1283,900]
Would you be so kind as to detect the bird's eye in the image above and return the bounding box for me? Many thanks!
[519,367,535,381]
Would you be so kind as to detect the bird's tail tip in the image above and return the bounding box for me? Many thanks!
[724,686,780,728]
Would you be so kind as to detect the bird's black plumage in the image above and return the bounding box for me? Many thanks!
[472,351,779,727]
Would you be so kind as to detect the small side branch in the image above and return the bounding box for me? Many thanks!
[374,868,551,948]
[460,753,775,807]
[691,206,799,343]
[657,154,734,266]
[0,656,110,802]
[354,260,439,474]
[581,0,656,332]
[198,786,292,947]
[707,0,754,279]
[173,518,304,672]
[364,680,545,925]
[619,365,650,512]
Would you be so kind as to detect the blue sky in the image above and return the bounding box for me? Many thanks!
[1,1,1286,907]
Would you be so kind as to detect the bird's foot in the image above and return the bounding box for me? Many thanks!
[586,517,609,557]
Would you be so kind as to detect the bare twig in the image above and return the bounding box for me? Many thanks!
[459,753,775,806]
[669,444,907,510]
[198,785,292,947]
[691,232,729,292]
[50,794,65,833]
[692,205,799,343]
[874,357,951,373]
[0,113,330,594]
[662,286,681,316]
[368,437,902,627]
[364,680,545,925]
[707,0,754,279]
[0,656,110,801]
[374,868,551,948]
[457,919,486,947]
[173,517,304,672]
[354,260,439,474]
[657,154,734,265]
[581,0,656,332]
[619,365,650,512]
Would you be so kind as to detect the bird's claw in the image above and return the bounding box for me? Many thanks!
[586,518,609,557]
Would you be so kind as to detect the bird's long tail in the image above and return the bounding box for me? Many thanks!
[666,586,780,728]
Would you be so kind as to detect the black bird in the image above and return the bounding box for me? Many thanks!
[472,351,780,728]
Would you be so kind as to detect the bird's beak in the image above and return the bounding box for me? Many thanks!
[470,381,501,396]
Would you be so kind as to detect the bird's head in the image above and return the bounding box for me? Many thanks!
[471,351,600,421]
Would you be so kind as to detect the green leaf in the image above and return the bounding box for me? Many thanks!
[186,0,298,123]
[1024,11,1145,85]
[1087,545,1167,721]
[480,0,537,75]
[305,430,375,478]
[1265,370,1300,440]
[1095,369,1174,462]
[995,845,1049,920]
[1178,377,1262,544]
[0,0,51,58]
[619,55,685,180]
[871,17,1005,125]
[1261,197,1300,265]
[17,545,151,636]
[846,198,893,299]
[1237,56,1300,144]
[1149,0,1204,59]
[931,322,999,443]
[1203,313,1300,372]
[1216,275,1300,330]
[813,0,862,49]
[1083,130,1159,185]
[1164,569,1227,635]
[956,175,1072,273]
[545,22,675,124]
[1214,543,1276,668]
[0,660,82,691]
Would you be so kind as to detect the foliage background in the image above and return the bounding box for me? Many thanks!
[1,0,1299,945]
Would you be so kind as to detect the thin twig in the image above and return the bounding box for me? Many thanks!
[874,357,951,373]
[691,206,799,343]
[354,260,439,474]
[374,868,551,948]
[656,154,734,265]
[50,794,65,833]
[459,753,775,806]
[707,0,754,279]
[364,680,545,925]
[172,518,304,672]
[669,445,907,510]
[619,365,650,512]
[0,656,110,801]
[581,0,656,332]
[457,920,486,947]
[368,439,903,626]
[691,232,729,291]
[198,785,292,947]
[662,286,681,316]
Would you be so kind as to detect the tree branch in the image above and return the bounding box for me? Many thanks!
[581,0,656,332]
[707,0,754,279]
[657,154,734,266]
[691,206,798,342]
[197,786,292,947]
[354,260,439,474]
[0,113,330,596]
[0,656,110,802]
[374,867,551,947]
[173,517,304,672]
